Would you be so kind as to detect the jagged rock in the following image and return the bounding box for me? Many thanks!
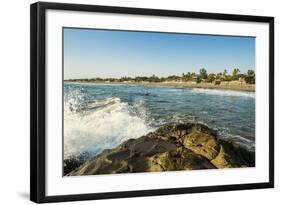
[67,123,255,176]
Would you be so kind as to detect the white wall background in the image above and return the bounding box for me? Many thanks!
[0,0,279,204]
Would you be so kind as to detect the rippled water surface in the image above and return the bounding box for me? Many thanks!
[64,82,255,159]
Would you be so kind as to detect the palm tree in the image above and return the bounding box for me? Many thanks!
[199,68,208,79]
[247,70,255,76]
[232,68,240,76]
[223,69,228,77]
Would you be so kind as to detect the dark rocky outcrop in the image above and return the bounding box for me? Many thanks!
[67,123,255,176]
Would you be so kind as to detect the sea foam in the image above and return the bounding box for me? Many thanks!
[64,96,153,159]
[190,88,255,98]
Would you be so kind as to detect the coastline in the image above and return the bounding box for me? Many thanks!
[140,82,255,92]
[64,83,255,175]
[66,123,255,175]
[65,81,255,92]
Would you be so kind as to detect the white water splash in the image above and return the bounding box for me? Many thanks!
[64,97,153,159]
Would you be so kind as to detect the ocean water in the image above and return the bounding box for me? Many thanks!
[64,82,255,160]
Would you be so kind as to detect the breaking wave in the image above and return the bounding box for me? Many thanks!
[191,88,255,98]
[64,96,154,159]
[63,83,255,160]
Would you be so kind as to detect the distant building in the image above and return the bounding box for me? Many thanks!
[239,77,245,82]
[244,76,255,84]
[192,74,200,83]
[213,80,221,85]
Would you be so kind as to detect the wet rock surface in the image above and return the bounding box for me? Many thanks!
[67,123,255,176]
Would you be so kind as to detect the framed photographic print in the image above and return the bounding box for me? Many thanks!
[30,2,274,203]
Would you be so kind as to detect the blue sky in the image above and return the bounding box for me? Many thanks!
[64,28,255,79]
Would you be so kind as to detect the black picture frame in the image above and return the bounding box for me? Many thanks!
[30,1,274,203]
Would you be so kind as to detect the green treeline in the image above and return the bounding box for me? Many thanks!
[65,68,255,84]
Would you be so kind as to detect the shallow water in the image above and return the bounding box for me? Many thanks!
[64,82,255,159]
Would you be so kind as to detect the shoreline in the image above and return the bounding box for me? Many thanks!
[65,81,255,92]
[141,82,255,92]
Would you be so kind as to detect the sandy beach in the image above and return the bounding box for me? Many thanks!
[140,81,255,92]
[66,80,255,92]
